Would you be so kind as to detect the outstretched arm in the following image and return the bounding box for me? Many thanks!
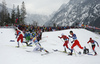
[94,40,99,47]
[58,36,61,38]
[68,35,72,38]
[87,40,90,44]
[58,36,62,39]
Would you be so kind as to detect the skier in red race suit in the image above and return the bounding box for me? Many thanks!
[69,31,83,55]
[15,29,23,47]
[17,32,23,47]
[87,38,99,55]
[58,33,71,52]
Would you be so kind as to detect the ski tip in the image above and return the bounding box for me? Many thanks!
[26,50,32,52]
[10,40,15,42]
[93,54,98,56]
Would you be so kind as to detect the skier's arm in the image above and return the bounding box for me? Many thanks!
[71,40,74,43]
[68,35,72,38]
[69,34,76,38]
[94,40,99,47]
[87,40,90,44]
[58,36,61,39]
[72,34,77,39]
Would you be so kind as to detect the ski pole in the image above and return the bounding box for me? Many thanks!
[68,42,77,56]
[42,36,48,39]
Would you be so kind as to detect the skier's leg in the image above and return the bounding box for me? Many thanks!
[71,41,77,49]
[33,44,40,51]
[17,42,19,47]
[37,43,49,53]
[63,42,67,52]
[17,37,20,47]
[16,34,17,38]
[69,42,77,55]
[33,47,38,51]
[17,37,20,42]
[92,45,95,51]
[28,39,33,45]
[76,40,83,49]
[92,45,97,55]
[65,41,71,51]
[21,37,23,43]
[42,47,49,53]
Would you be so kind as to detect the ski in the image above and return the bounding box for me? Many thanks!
[53,49,77,56]
[84,53,98,56]
[53,49,68,53]
[87,53,93,56]
[15,45,27,49]
[41,52,53,56]
[75,52,95,56]
[26,50,33,52]
[10,40,15,42]
[41,53,49,56]
[52,49,73,55]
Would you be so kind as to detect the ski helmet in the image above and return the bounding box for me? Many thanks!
[90,38,92,40]
[61,33,64,36]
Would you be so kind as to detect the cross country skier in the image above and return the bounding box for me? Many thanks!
[16,29,28,47]
[26,31,36,46]
[58,33,71,52]
[87,38,99,55]
[25,29,30,42]
[68,31,84,55]
[31,36,49,53]
[17,32,23,47]
[24,30,31,46]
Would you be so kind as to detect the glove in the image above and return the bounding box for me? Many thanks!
[68,35,71,37]
[71,41,74,43]
[58,36,61,38]
[98,45,99,47]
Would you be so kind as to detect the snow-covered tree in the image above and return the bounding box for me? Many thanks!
[20,1,26,24]
[11,4,16,24]
[0,0,8,25]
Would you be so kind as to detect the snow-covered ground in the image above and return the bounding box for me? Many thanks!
[0,28,100,64]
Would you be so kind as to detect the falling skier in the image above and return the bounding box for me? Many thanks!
[87,38,99,55]
[58,33,71,52]
[68,31,84,55]
[30,36,49,53]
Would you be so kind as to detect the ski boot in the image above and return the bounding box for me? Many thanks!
[94,52,97,56]
[45,50,49,53]
[68,52,72,55]
[63,49,67,53]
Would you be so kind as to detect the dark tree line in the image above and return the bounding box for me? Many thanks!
[0,0,26,26]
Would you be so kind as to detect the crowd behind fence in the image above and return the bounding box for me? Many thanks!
[0,24,100,34]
